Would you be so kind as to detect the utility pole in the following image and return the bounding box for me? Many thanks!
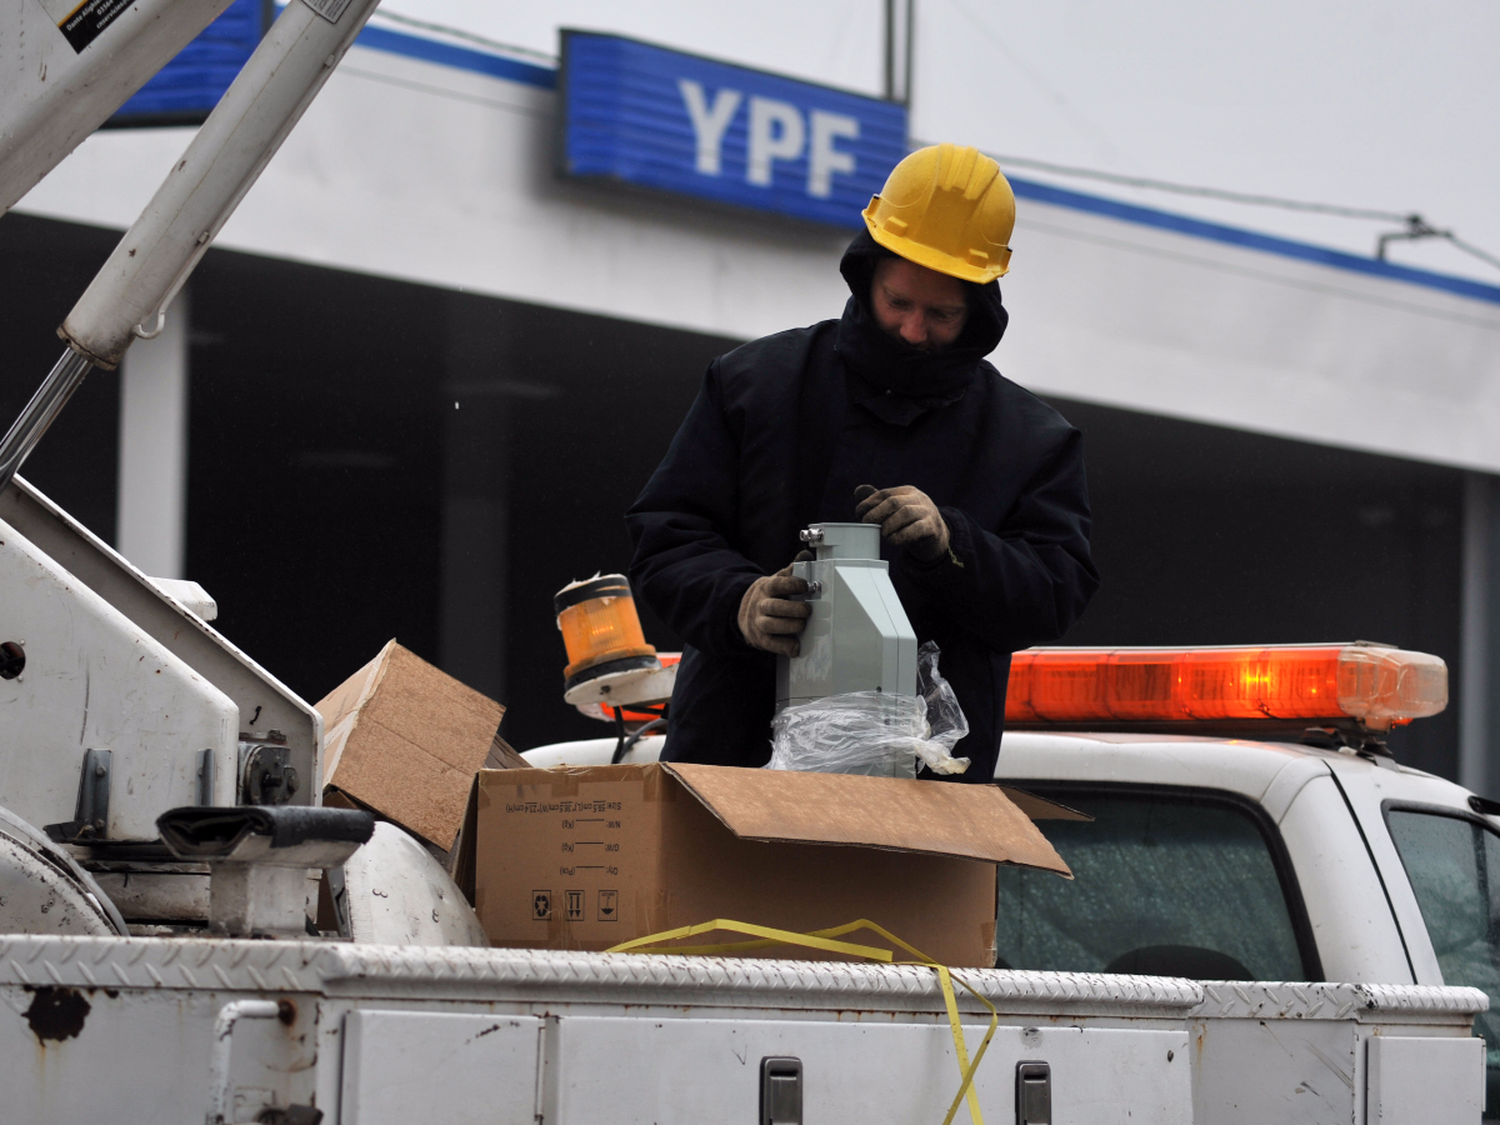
[884,0,914,104]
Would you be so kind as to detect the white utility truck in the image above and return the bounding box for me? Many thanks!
[0,1,1493,1122]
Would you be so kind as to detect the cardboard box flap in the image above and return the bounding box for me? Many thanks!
[316,640,505,849]
[452,771,481,903]
[664,763,1071,877]
[485,732,530,770]
[997,787,1093,822]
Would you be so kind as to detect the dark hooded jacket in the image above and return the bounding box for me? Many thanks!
[625,231,1098,780]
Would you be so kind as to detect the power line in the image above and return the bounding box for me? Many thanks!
[1376,216,1500,273]
[1446,234,1500,274]
[988,152,1409,222]
[369,9,558,64]
[982,151,1500,275]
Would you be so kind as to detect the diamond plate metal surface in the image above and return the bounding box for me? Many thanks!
[315,945,1207,1013]
[1194,980,1489,1022]
[0,935,327,993]
[0,938,1484,1025]
[0,936,1199,1013]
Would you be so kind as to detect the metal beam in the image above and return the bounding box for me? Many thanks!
[116,289,189,578]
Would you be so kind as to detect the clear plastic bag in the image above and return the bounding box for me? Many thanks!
[766,642,971,778]
[915,641,970,769]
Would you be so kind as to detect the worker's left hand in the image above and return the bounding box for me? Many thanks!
[854,484,950,562]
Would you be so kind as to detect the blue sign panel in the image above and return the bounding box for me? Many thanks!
[559,31,909,229]
[108,0,269,127]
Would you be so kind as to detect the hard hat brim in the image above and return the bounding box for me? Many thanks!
[862,211,1010,283]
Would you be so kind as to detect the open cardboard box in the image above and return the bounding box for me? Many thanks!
[454,762,1072,968]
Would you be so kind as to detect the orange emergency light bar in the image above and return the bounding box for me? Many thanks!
[1005,643,1448,731]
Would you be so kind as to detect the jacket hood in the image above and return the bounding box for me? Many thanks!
[834,228,1008,398]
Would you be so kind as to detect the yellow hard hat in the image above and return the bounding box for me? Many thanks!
[862,144,1015,282]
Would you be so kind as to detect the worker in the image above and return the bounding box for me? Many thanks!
[626,143,1098,780]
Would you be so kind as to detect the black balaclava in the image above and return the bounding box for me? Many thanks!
[834,228,1008,402]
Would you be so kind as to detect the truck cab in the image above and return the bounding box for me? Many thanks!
[993,730,1500,1113]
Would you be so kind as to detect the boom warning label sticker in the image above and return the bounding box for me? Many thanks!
[299,0,354,24]
[38,0,134,54]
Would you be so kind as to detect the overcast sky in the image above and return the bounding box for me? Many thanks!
[377,0,1500,286]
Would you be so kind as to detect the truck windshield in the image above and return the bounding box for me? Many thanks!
[1385,808,1500,1116]
[994,787,1312,982]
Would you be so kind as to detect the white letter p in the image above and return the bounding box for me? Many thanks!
[746,97,806,187]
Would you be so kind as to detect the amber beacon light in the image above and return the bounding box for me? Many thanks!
[1005,643,1448,731]
[554,574,659,691]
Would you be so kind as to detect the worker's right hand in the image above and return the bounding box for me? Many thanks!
[738,563,812,657]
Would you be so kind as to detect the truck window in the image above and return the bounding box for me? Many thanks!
[995,787,1313,982]
[1385,807,1500,1116]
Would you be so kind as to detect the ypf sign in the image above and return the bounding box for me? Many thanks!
[559,31,909,228]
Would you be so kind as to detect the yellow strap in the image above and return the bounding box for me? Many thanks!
[607,919,996,1125]
[606,918,894,962]
[935,964,998,1125]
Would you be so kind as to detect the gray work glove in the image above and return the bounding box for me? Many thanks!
[854,484,951,562]
[738,555,813,657]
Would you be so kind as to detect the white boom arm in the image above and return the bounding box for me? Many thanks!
[0,0,382,495]
[62,0,382,367]
[0,0,233,218]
